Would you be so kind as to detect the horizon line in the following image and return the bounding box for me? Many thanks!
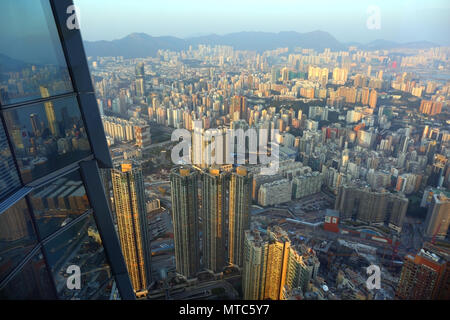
[81,30,443,47]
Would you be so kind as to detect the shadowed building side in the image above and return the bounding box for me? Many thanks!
[228,166,252,267]
[170,166,200,279]
[202,168,228,273]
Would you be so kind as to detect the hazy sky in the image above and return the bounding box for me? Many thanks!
[74,0,450,45]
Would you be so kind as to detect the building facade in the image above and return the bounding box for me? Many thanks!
[0,0,134,300]
[258,179,292,206]
[228,167,252,267]
[335,184,408,232]
[242,227,317,300]
[201,168,228,273]
[292,171,323,199]
[170,166,200,278]
[111,163,152,296]
[396,243,449,300]
[424,193,450,239]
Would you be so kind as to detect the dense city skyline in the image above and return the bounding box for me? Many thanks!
[0,0,449,306]
[87,34,450,300]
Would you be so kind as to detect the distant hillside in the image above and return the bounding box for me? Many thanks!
[0,53,28,72]
[83,31,440,58]
[84,33,186,58]
[187,30,345,52]
[362,39,439,50]
[84,31,344,58]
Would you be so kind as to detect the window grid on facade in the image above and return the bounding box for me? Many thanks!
[0,0,134,300]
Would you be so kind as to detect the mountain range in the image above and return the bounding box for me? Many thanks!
[83,31,439,59]
[0,53,29,72]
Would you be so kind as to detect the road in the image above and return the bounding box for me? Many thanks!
[146,180,170,186]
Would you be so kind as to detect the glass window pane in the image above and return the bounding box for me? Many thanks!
[90,278,120,300]
[3,96,92,184]
[29,170,90,239]
[0,0,73,106]
[0,249,56,300]
[0,198,38,283]
[44,214,113,300]
[0,120,21,201]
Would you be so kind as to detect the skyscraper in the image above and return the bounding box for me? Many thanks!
[170,166,200,278]
[30,113,42,137]
[396,243,449,300]
[40,87,58,137]
[0,0,134,300]
[242,227,314,300]
[361,87,370,106]
[135,62,145,97]
[111,163,152,297]
[228,166,252,267]
[135,62,145,78]
[229,96,247,120]
[201,168,228,273]
[271,67,278,83]
[424,192,450,239]
[136,78,145,97]
[369,89,377,109]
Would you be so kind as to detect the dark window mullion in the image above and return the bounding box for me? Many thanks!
[24,195,59,299]
[49,0,113,169]
[79,160,136,300]
[46,0,98,171]
[0,244,43,290]
[0,92,77,111]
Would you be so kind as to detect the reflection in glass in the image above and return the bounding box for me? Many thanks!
[0,0,73,105]
[0,199,37,283]
[4,96,92,183]
[90,278,121,300]
[0,120,21,201]
[30,170,90,239]
[44,214,112,300]
[0,249,56,300]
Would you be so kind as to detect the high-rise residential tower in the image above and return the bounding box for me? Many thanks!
[170,166,200,278]
[396,243,449,300]
[242,227,316,300]
[111,163,152,296]
[228,166,252,267]
[201,168,228,273]
[424,192,450,240]
[335,184,408,232]
[135,62,145,78]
